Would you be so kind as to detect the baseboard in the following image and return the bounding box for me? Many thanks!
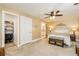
[19,37,44,47]
[31,37,44,43]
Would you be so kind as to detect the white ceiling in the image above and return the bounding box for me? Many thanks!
[0,3,79,22]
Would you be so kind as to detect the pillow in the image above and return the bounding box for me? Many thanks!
[51,26,69,33]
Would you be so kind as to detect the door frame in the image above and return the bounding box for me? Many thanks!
[41,22,46,38]
[2,11,20,47]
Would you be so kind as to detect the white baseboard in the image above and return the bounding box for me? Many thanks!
[19,37,44,47]
[31,37,44,43]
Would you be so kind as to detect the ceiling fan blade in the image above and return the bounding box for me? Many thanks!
[56,10,60,14]
[45,13,51,15]
[55,14,63,16]
[74,3,79,5]
[44,16,49,19]
[50,11,54,16]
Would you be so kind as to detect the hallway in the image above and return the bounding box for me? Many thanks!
[5,38,77,56]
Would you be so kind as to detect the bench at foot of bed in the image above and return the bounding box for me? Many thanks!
[49,38,64,47]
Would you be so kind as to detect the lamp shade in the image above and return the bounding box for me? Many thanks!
[72,27,76,31]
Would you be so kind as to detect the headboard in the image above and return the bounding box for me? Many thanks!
[51,23,70,34]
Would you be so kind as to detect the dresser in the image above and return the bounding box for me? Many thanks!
[0,47,5,56]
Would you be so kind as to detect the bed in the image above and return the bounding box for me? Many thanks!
[48,23,71,47]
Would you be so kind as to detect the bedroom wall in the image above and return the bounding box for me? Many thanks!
[47,15,79,31]
[77,18,79,40]
[0,9,2,47]
[32,18,42,40]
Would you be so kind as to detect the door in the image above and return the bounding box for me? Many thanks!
[20,16,32,46]
[41,22,46,38]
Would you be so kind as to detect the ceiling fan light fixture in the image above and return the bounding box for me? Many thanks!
[50,16,55,20]
[53,16,55,19]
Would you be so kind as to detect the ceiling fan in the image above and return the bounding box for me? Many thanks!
[44,10,63,19]
[73,3,79,5]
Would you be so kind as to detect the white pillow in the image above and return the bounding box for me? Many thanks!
[52,26,69,33]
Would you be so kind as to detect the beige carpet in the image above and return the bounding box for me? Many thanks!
[5,43,15,48]
[5,38,77,56]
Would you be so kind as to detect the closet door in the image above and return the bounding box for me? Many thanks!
[20,16,32,46]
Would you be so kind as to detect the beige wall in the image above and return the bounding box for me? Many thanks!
[0,9,2,47]
[32,18,42,40]
[46,16,79,32]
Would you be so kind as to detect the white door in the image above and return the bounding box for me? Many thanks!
[41,22,46,38]
[20,16,32,46]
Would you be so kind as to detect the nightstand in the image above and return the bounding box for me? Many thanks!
[70,34,76,41]
[76,44,79,56]
[0,47,5,56]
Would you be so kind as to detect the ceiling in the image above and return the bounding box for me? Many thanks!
[0,3,79,22]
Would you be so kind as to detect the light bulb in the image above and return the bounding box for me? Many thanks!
[52,16,55,19]
[50,16,55,20]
